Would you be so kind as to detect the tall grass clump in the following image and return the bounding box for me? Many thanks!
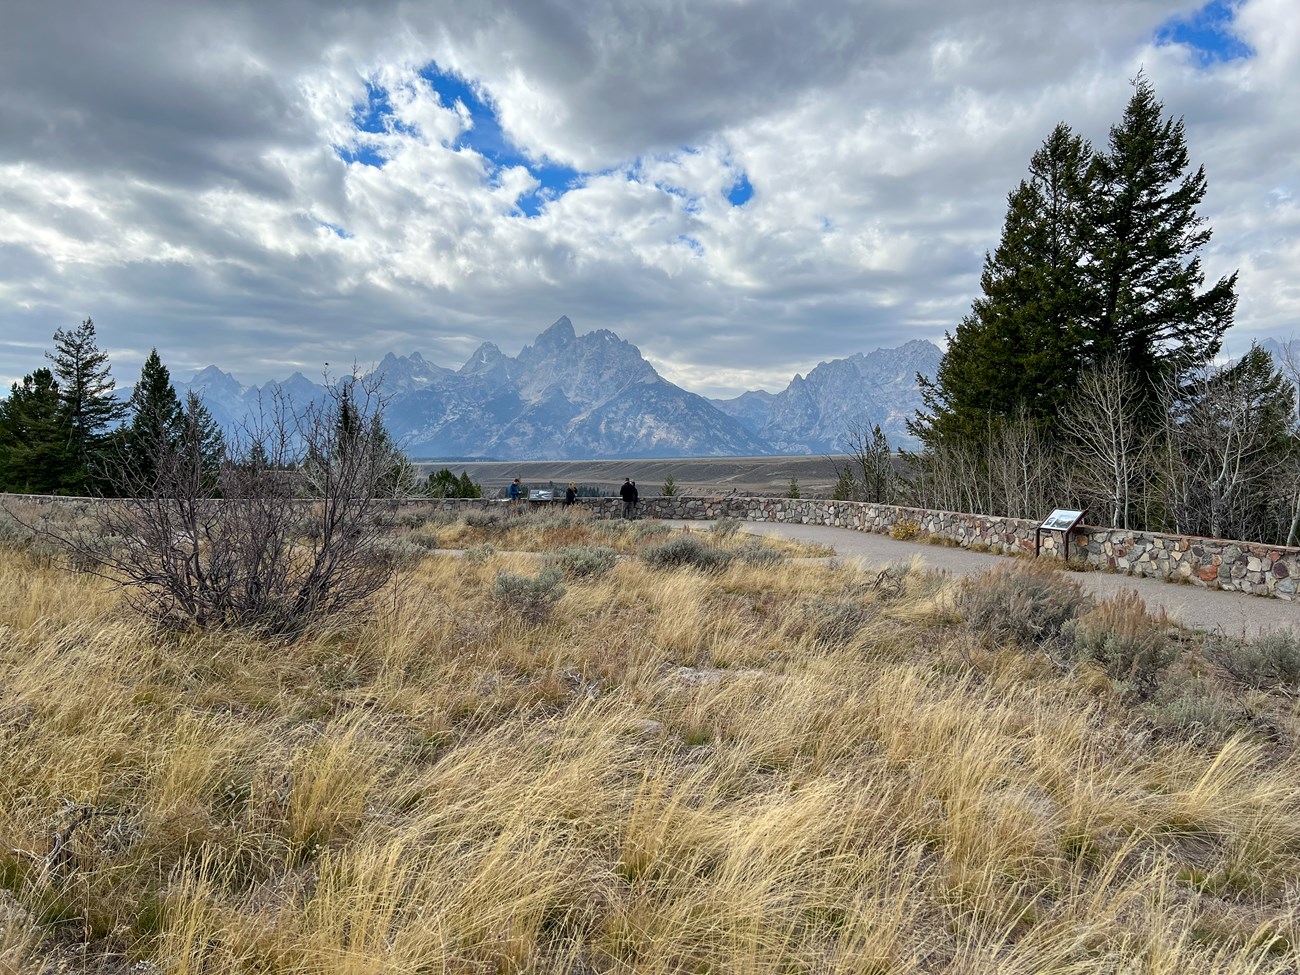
[6,511,1300,973]
[710,517,742,539]
[957,561,1092,646]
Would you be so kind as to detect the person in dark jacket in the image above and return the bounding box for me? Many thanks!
[564,482,577,506]
[619,477,635,520]
[509,478,523,510]
[630,480,640,519]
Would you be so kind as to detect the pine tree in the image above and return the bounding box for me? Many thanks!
[47,317,126,492]
[0,369,75,493]
[179,391,226,491]
[914,124,1094,444]
[1083,73,1237,384]
[123,349,185,485]
[457,471,482,499]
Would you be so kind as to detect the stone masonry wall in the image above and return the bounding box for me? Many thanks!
[412,495,1299,600]
[7,491,1298,600]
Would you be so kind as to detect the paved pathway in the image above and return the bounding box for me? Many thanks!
[665,520,1300,641]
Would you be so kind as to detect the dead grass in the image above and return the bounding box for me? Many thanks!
[1,517,1299,973]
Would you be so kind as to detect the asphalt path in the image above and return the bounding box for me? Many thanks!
[664,519,1300,641]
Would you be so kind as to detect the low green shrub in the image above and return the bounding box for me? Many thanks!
[367,537,432,568]
[465,510,505,529]
[641,536,735,573]
[1144,674,1238,735]
[1206,630,1300,690]
[0,514,37,547]
[551,545,619,579]
[958,561,1092,647]
[734,540,787,567]
[803,596,873,645]
[592,520,631,540]
[528,511,589,532]
[493,568,567,624]
[1063,590,1173,696]
[463,543,497,565]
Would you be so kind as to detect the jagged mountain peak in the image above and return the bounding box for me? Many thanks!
[530,316,576,352]
[170,318,940,460]
[460,341,507,372]
[372,350,453,393]
[188,364,242,392]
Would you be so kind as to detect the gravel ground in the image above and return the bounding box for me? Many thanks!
[664,519,1300,641]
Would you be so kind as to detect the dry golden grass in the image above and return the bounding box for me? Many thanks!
[1,516,1299,973]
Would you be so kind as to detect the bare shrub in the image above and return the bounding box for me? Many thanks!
[1063,590,1173,696]
[39,377,407,638]
[641,536,735,573]
[493,568,566,624]
[958,561,1092,646]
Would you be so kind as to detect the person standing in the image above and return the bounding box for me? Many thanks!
[509,477,523,511]
[630,480,640,520]
[619,477,635,520]
[564,482,578,506]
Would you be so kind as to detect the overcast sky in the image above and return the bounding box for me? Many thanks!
[1,0,1296,398]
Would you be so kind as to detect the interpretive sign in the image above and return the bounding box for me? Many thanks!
[1036,509,1086,559]
[528,489,553,502]
[1041,509,1084,532]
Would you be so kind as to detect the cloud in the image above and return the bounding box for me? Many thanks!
[1,0,1296,399]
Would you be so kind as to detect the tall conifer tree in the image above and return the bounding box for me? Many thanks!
[123,349,185,486]
[47,317,125,491]
[0,369,74,493]
[914,123,1093,444]
[1083,73,1237,382]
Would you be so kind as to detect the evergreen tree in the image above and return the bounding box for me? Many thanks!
[1083,73,1237,384]
[457,471,482,499]
[123,349,185,485]
[47,317,126,492]
[427,467,460,497]
[914,124,1094,444]
[179,391,226,491]
[0,369,75,493]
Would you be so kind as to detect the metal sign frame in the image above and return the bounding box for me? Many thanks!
[1035,508,1085,560]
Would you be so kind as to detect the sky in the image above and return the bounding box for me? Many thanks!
[1,0,1296,398]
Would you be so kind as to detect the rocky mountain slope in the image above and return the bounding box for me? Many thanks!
[171,318,941,459]
[710,339,942,452]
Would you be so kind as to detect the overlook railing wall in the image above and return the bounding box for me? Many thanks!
[6,492,1298,600]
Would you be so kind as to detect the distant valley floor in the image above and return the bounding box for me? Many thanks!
[413,455,848,498]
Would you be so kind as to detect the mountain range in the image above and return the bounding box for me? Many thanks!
[169,317,943,459]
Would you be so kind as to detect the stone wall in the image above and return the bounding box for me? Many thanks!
[411,495,1300,600]
[8,491,1298,600]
